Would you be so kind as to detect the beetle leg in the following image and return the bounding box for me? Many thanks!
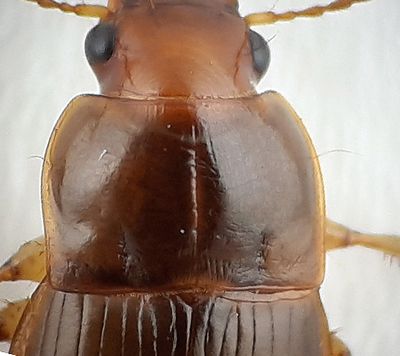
[0,237,46,283]
[0,299,29,342]
[245,0,369,26]
[325,219,400,257]
[330,332,351,356]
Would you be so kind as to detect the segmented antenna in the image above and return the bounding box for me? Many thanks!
[25,0,110,19]
[24,0,370,23]
[245,0,370,26]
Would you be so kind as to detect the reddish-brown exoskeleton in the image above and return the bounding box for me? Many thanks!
[0,0,399,355]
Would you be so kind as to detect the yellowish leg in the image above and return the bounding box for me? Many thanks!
[0,299,29,342]
[331,333,351,356]
[0,237,46,341]
[0,237,46,283]
[325,219,400,257]
[326,220,399,355]
[245,0,370,26]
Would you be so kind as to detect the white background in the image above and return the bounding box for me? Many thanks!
[0,0,399,355]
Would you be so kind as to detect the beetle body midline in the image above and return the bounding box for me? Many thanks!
[6,0,334,354]
[3,0,398,355]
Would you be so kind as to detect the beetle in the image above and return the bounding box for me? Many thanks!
[0,0,398,354]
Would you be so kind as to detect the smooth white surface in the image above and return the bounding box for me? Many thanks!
[0,0,399,355]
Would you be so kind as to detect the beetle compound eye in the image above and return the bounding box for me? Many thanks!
[249,29,270,78]
[85,23,116,65]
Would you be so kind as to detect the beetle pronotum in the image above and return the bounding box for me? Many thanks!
[0,0,399,355]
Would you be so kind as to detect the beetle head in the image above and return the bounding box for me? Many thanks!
[85,0,270,98]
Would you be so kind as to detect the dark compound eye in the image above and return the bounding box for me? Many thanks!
[85,23,116,65]
[248,29,270,78]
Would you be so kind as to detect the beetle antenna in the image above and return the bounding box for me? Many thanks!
[25,0,110,19]
[245,0,369,26]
